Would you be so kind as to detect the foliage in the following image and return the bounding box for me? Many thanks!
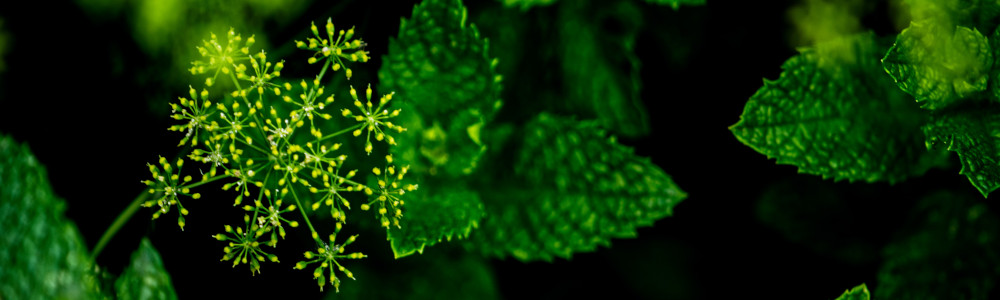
[834,284,870,300]
[732,0,1000,197]
[116,239,178,300]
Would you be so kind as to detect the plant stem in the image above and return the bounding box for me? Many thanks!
[90,190,148,261]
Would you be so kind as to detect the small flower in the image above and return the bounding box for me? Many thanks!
[282,78,335,139]
[142,156,200,230]
[241,189,300,247]
[341,84,406,155]
[168,86,218,147]
[233,50,284,97]
[191,29,256,87]
[361,154,417,229]
[222,159,263,206]
[294,228,366,292]
[304,148,363,223]
[296,18,369,80]
[214,214,279,275]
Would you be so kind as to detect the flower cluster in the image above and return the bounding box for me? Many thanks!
[143,21,417,291]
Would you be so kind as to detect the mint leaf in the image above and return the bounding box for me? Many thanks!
[0,134,102,299]
[731,33,943,183]
[876,191,1000,300]
[468,113,685,261]
[834,284,870,300]
[882,21,992,109]
[902,0,1000,33]
[380,0,502,177]
[388,184,485,258]
[923,106,1000,197]
[115,238,178,300]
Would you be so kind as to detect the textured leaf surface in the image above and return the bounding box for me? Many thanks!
[389,184,485,258]
[882,21,992,109]
[468,113,685,261]
[0,134,102,299]
[923,106,1000,197]
[876,191,1000,300]
[115,238,178,300]
[380,0,502,177]
[834,284,870,300]
[731,33,944,183]
[558,0,650,137]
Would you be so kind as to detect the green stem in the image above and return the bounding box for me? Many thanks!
[318,123,363,143]
[90,191,148,261]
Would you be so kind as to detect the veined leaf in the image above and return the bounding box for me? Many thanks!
[115,238,178,300]
[0,134,102,299]
[882,21,992,109]
[923,106,1000,197]
[388,184,485,258]
[834,284,870,300]
[380,0,502,177]
[468,113,685,261]
[731,33,944,183]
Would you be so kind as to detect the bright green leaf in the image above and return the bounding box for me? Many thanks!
[0,134,102,299]
[731,33,945,183]
[876,190,1000,300]
[115,238,178,300]
[902,0,1000,33]
[923,106,1000,197]
[834,284,870,300]
[380,0,502,177]
[882,21,992,109]
[389,184,485,258]
[468,113,685,261]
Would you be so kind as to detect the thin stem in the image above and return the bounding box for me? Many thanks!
[91,191,148,261]
[318,123,363,143]
[288,185,321,244]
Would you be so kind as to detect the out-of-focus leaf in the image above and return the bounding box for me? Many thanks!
[388,184,485,258]
[380,0,503,177]
[115,238,178,300]
[902,0,1000,33]
[834,284,870,300]
[882,21,992,109]
[0,134,102,299]
[731,33,946,183]
[876,190,1000,300]
[468,113,685,261]
[498,0,557,10]
[923,106,1000,197]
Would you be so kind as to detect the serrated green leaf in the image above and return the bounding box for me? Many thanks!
[882,21,992,109]
[115,238,177,300]
[834,284,870,300]
[388,184,485,258]
[876,190,1000,300]
[731,33,945,183]
[468,113,685,261]
[380,0,502,177]
[923,106,1000,197]
[0,134,102,299]
[559,0,650,138]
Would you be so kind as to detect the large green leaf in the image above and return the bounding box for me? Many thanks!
[115,238,178,300]
[468,113,685,261]
[882,21,992,109]
[0,134,103,299]
[923,106,1000,197]
[731,33,944,183]
[388,184,485,258]
[834,284,870,300]
[380,0,502,177]
[876,190,1000,299]
[901,0,1000,33]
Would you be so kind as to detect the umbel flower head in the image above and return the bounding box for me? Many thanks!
[361,154,417,229]
[190,28,256,87]
[142,156,200,230]
[341,84,406,155]
[296,18,369,79]
[294,225,365,292]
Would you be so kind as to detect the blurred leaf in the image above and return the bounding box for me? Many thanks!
[380,0,503,177]
[0,134,103,299]
[876,190,1000,300]
[327,249,497,300]
[468,113,685,261]
[115,238,178,300]
[498,0,557,10]
[388,184,485,258]
[882,21,992,109]
[923,106,1000,197]
[834,284,870,300]
[731,33,945,183]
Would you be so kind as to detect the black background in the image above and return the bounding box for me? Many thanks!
[0,0,986,299]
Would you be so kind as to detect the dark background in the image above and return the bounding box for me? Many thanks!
[0,0,986,299]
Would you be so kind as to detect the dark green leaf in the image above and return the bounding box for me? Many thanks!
[380,0,502,177]
[731,33,944,183]
[0,134,102,299]
[923,106,1000,197]
[876,190,1000,300]
[468,113,685,261]
[834,284,870,300]
[115,238,178,300]
[882,21,992,109]
[388,184,485,258]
